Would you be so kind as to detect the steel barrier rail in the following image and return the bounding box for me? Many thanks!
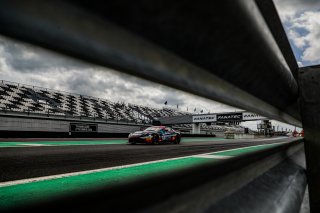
[299,65,320,212]
[6,139,306,212]
[0,0,301,126]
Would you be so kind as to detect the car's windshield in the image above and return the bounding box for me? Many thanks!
[144,127,162,132]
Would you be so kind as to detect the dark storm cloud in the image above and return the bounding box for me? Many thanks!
[64,74,100,96]
[0,35,165,89]
[59,69,152,101]
[0,35,169,89]
[0,35,90,73]
[107,71,159,89]
[149,91,186,106]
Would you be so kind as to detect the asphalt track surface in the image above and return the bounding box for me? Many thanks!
[0,137,294,182]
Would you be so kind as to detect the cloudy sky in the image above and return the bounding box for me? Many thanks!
[0,1,318,131]
[274,0,320,66]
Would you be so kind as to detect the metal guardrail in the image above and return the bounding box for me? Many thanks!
[0,0,313,212]
[298,65,320,211]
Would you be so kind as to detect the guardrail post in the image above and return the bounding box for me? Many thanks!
[299,65,320,212]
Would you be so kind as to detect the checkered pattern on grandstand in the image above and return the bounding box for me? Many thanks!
[0,80,187,123]
[0,80,245,132]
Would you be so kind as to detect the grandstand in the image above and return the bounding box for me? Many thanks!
[0,80,245,135]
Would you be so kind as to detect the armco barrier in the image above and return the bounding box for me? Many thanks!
[0,1,300,126]
[1,0,317,211]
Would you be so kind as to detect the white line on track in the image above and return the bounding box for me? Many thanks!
[0,142,126,148]
[0,138,294,188]
[253,137,288,141]
[195,155,232,159]
[19,144,48,146]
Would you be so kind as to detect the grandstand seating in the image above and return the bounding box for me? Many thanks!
[0,80,245,132]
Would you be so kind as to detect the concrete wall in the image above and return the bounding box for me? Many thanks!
[214,132,225,138]
[0,116,69,132]
[0,115,143,133]
[0,114,222,136]
[98,123,141,133]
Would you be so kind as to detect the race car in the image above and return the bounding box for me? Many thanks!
[128,126,181,144]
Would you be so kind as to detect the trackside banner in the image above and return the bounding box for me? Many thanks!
[193,114,217,123]
[242,112,266,121]
[217,113,242,121]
